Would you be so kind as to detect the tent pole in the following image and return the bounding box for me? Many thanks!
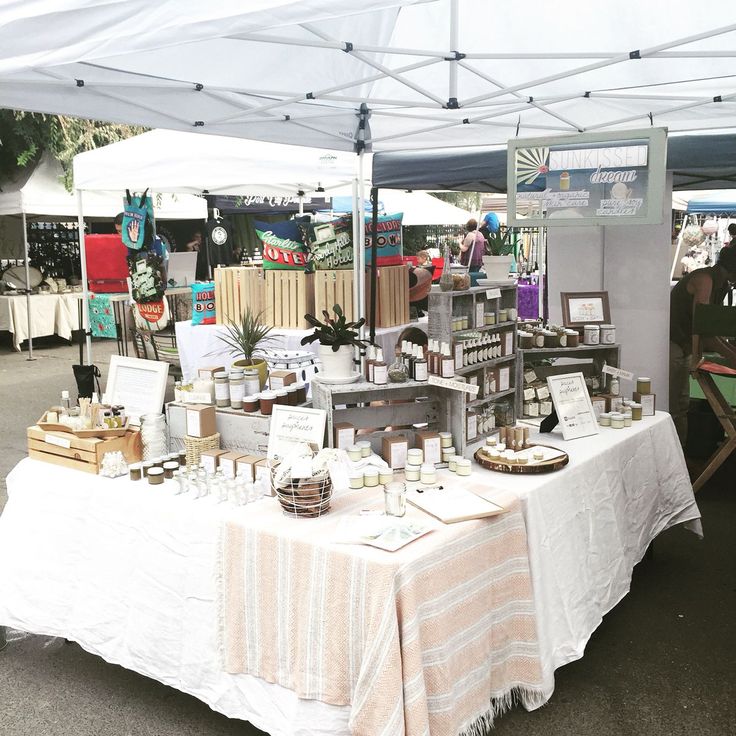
[369,187,379,344]
[351,172,361,337]
[357,152,367,336]
[21,212,35,361]
[76,189,92,365]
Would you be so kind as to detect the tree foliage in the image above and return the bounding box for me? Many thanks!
[430,191,482,213]
[0,109,146,190]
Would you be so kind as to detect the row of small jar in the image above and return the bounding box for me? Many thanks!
[600,403,643,427]
[451,307,518,332]
[241,384,308,415]
[129,451,187,483]
[215,369,308,411]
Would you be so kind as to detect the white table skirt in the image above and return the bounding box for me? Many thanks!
[0,412,699,735]
[0,293,81,350]
[175,319,427,382]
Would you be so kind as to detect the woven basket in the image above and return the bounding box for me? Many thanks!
[270,461,332,518]
[184,432,220,467]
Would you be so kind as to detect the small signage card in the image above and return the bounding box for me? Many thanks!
[602,364,635,381]
[428,375,480,396]
[546,371,600,441]
[267,405,327,462]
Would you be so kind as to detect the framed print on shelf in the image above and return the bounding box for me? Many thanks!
[560,291,611,328]
[104,355,170,425]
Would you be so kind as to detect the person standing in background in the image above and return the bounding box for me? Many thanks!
[460,219,486,271]
[479,210,500,241]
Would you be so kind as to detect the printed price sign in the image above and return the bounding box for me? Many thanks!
[428,375,480,396]
[547,371,599,441]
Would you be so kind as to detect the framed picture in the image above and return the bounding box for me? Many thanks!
[104,355,170,425]
[546,372,600,441]
[561,291,611,328]
[267,405,327,462]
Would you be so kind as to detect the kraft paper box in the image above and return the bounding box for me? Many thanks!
[333,422,355,450]
[254,458,271,493]
[219,452,246,479]
[415,431,442,465]
[633,392,656,416]
[382,436,408,469]
[269,371,297,390]
[235,455,260,481]
[591,396,607,419]
[197,366,225,379]
[200,449,227,474]
[601,394,625,413]
[185,404,217,438]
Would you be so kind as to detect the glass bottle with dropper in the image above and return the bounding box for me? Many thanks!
[365,344,376,382]
[373,347,388,385]
[414,346,428,382]
[441,342,455,378]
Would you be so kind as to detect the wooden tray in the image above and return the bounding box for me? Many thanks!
[37,413,131,438]
[474,443,569,474]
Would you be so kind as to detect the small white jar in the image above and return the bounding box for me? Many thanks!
[420,464,437,484]
[448,455,462,472]
[407,448,423,465]
[583,324,600,345]
[357,440,372,458]
[441,446,456,463]
[347,445,362,462]
[378,469,394,486]
[456,458,472,476]
[363,468,379,487]
[496,443,506,453]
[349,472,364,489]
[600,324,616,344]
[439,432,453,448]
[623,410,633,427]
[610,412,625,429]
[532,448,545,461]
[599,412,612,427]
[485,436,497,447]
[404,463,421,482]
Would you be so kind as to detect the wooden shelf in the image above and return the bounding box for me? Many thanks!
[518,344,620,357]
[452,320,516,336]
[455,354,515,375]
[467,388,516,408]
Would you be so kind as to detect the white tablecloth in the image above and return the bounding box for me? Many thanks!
[175,319,427,381]
[0,412,700,735]
[0,293,81,350]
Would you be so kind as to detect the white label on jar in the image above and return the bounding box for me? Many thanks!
[214,382,229,400]
[475,303,485,329]
[414,362,428,381]
[534,334,545,347]
[373,364,388,385]
[584,328,600,345]
[498,367,510,391]
[229,382,245,402]
[454,343,463,368]
[467,413,478,441]
[244,378,260,395]
[441,357,455,378]
[504,332,513,356]
[601,329,616,344]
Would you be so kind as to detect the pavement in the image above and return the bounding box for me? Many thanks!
[0,336,734,736]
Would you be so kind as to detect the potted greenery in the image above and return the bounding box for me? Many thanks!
[482,226,515,281]
[301,305,368,381]
[217,308,277,388]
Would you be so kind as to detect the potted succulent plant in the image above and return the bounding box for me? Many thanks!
[217,308,277,388]
[301,305,368,380]
[482,226,515,281]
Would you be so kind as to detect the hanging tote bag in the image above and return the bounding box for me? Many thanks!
[122,188,154,250]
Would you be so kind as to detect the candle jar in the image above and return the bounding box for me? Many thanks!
[543,330,559,348]
[461,316,469,330]
[599,412,612,427]
[163,461,178,479]
[442,446,455,463]
[565,329,580,347]
[636,377,651,394]
[129,463,142,481]
[275,389,288,405]
[518,331,534,349]
[498,308,509,323]
[420,464,437,484]
[259,391,277,415]
[610,412,625,429]
[485,312,496,326]
[583,325,600,345]
[357,440,372,458]
[623,410,633,427]
[456,458,472,476]
[449,455,462,472]
[347,445,362,462]
[214,371,230,408]
[379,469,394,486]
[147,467,164,485]
[439,431,453,448]
[294,382,308,404]
[142,461,154,477]
[631,402,643,421]
[363,468,379,487]
[286,385,299,406]
[243,367,261,397]
[384,481,407,517]
[229,369,245,409]
[349,472,364,489]
[407,448,423,466]
[600,324,616,344]
[404,463,421,482]
[242,394,259,413]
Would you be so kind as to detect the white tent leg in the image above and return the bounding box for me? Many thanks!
[76,189,92,365]
[357,151,367,329]
[351,172,361,336]
[21,212,35,361]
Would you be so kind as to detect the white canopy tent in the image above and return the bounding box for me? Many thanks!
[73,129,366,362]
[2,1,736,152]
[0,150,207,358]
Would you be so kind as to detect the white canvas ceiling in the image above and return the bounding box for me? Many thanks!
[1,1,736,153]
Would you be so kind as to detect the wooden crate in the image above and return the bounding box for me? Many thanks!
[313,269,355,322]
[214,266,267,325]
[313,266,410,328]
[27,426,142,474]
[365,265,410,328]
[265,271,315,329]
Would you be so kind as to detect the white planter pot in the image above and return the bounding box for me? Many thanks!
[482,255,513,282]
[318,344,355,379]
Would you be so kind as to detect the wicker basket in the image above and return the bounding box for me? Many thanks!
[270,461,332,518]
[184,432,220,467]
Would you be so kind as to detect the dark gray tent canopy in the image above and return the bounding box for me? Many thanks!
[372,134,736,192]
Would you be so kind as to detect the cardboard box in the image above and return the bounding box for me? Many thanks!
[633,392,656,416]
[200,448,227,474]
[197,366,225,379]
[601,394,625,413]
[382,436,408,469]
[235,455,260,481]
[590,396,607,419]
[186,405,217,438]
[219,451,246,479]
[415,430,442,465]
[270,371,297,391]
[333,422,355,450]
[254,458,270,493]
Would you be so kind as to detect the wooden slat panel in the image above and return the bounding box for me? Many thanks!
[214,267,224,325]
[28,437,98,463]
[28,449,100,474]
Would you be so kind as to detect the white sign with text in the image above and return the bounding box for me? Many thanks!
[267,405,327,461]
[546,372,600,441]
